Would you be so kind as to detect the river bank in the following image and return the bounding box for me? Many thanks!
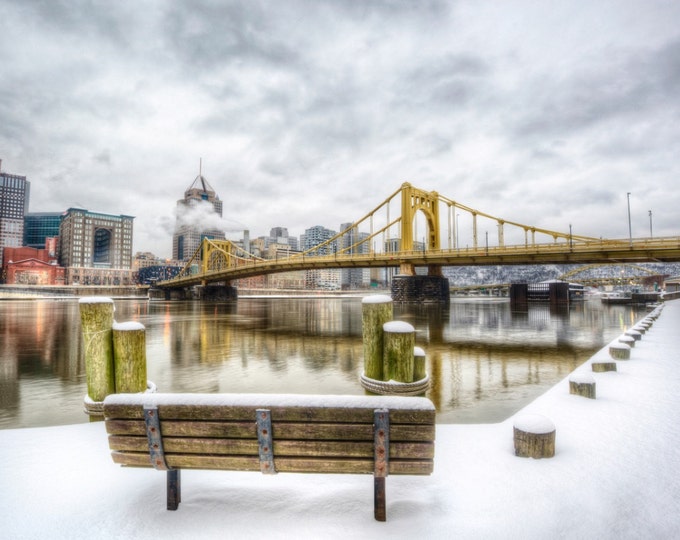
[1,300,678,538]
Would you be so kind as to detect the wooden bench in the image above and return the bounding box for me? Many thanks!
[103,393,436,521]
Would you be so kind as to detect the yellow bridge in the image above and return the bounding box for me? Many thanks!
[158,183,680,289]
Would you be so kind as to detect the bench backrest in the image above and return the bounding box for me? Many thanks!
[103,393,435,475]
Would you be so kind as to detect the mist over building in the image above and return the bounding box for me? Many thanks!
[172,171,225,261]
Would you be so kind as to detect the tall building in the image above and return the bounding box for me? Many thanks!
[301,225,339,288]
[58,208,135,285]
[172,171,225,261]
[0,160,30,267]
[339,222,370,289]
[270,226,298,251]
[24,212,61,250]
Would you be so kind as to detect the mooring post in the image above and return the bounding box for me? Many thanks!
[413,346,427,381]
[383,321,415,383]
[79,297,115,402]
[362,295,393,381]
[112,321,147,393]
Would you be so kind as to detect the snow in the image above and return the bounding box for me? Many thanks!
[104,392,436,411]
[568,373,595,385]
[112,321,145,331]
[361,294,392,304]
[512,413,555,434]
[2,301,680,539]
[383,321,415,333]
[78,296,115,305]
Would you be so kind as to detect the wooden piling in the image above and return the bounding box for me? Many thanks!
[569,373,596,399]
[609,342,631,360]
[79,297,115,402]
[513,414,556,459]
[592,362,617,372]
[413,346,427,381]
[113,321,147,393]
[362,295,393,381]
[383,321,415,383]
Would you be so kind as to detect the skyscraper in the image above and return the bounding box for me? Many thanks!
[172,170,225,261]
[0,160,30,267]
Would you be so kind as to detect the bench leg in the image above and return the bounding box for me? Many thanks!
[167,469,181,510]
[374,477,386,521]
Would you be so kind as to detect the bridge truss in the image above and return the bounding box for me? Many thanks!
[162,183,680,289]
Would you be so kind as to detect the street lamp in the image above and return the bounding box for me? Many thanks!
[648,210,653,237]
[627,192,632,246]
[456,213,460,250]
[569,224,573,249]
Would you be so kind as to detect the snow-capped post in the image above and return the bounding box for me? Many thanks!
[624,329,642,342]
[79,297,115,403]
[609,342,631,360]
[591,361,617,372]
[513,414,556,459]
[362,295,393,381]
[413,346,427,381]
[383,321,415,383]
[618,335,636,348]
[112,321,147,393]
[569,373,596,399]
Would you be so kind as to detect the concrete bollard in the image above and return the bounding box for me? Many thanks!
[513,414,556,459]
[79,297,115,402]
[569,373,596,399]
[383,321,415,383]
[113,321,147,393]
[362,295,393,381]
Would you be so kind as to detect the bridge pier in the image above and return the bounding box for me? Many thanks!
[391,275,450,304]
[199,284,238,301]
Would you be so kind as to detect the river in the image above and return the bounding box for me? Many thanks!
[0,295,647,429]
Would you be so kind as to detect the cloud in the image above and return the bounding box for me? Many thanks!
[1,0,679,257]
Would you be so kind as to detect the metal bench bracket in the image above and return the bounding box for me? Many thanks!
[256,409,276,474]
[144,405,171,471]
[374,408,390,522]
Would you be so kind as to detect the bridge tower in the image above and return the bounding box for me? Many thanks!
[392,183,449,303]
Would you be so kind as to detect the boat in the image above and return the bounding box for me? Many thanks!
[600,291,632,304]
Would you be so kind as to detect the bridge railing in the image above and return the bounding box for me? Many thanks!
[158,235,680,287]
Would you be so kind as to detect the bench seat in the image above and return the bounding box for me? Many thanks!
[103,392,436,521]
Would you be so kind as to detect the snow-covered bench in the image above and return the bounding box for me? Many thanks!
[103,393,436,521]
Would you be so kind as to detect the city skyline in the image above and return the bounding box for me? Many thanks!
[1,1,679,259]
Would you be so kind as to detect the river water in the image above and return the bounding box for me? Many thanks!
[0,295,647,429]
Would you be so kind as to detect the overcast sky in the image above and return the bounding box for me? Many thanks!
[1,0,679,259]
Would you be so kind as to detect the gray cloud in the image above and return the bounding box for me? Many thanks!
[1,0,679,257]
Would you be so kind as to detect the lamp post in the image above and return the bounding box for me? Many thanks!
[569,224,573,249]
[648,210,653,237]
[626,192,632,246]
[456,213,460,250]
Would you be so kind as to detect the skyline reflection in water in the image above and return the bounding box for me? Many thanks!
[0,296,646,428]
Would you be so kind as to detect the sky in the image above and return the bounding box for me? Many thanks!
[1,0,679,259]
[1,300,678,539]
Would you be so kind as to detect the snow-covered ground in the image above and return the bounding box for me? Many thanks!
[2,301,679,539]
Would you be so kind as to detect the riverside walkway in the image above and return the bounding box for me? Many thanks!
[1,300,679,539]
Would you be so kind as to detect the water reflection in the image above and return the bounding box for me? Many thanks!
[0,296,646,429]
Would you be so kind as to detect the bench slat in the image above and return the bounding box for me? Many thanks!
[108,435,435,459]
[104,403,435,425]
[105,419,435,442]
[111,451,434,475]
